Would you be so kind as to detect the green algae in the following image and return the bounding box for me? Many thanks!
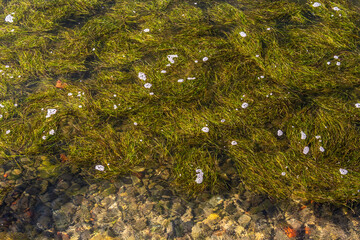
[0,232,29,240]
[0,0,360,206]
[37,156,62,178]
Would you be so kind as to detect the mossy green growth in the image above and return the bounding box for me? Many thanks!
[0,0,360,206]
[37,156,62,178]
[0,232,29,240]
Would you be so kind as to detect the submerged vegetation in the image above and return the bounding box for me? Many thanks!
[0,0,360,205]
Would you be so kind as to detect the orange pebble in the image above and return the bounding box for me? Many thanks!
[300,205,307,210]
[55,80,67,89]
[305,226,311,235]
[284,226,297,238]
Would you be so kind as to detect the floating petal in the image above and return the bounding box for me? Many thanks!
[339,168,348,175]
[303,146,309,154]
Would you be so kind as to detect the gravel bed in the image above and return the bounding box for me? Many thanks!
[1,157,360,240]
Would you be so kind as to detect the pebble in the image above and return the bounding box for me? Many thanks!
[237,214,251,227]
[0,157,359,239]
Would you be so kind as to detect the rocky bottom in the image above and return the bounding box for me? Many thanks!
[0,157,360,240]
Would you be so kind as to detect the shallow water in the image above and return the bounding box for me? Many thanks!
[1,0,360,239]
[1,162,360,239]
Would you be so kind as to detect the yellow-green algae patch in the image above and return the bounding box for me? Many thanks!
[0,0,360,206]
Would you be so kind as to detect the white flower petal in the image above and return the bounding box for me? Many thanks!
[339,168,348,175]
[239,31,247,37]
[95,165,105,171]
[195,169,204,184]
[202,127,209,133]
[144,83,152,88]
[301,131,307,140]
[46,109,57,118]
[167,54,178,63]
[5,14,14,23]
[138,72,146,81]
[303,146,309,154]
